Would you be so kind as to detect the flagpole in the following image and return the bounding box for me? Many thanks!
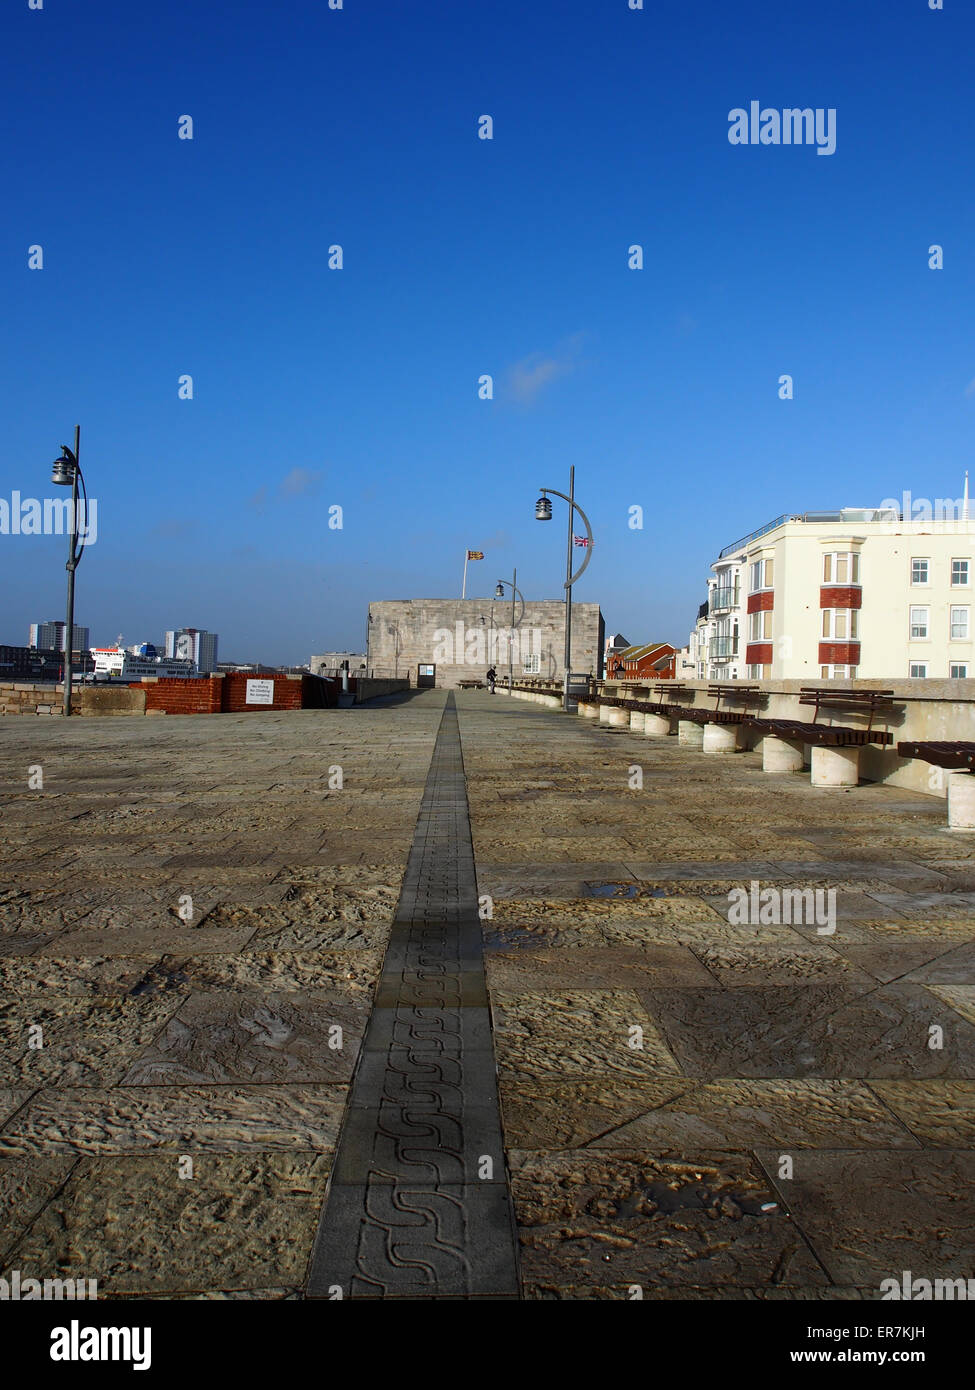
[462,550,468,599]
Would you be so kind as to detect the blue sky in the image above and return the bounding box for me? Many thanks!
[1,0,972,662]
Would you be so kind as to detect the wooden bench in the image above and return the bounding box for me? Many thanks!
[671,684,765,725]
[896,740,975,829]
[743,688,898,747]
[458,679,485,690]
[897,740,975,771]
[634,682,689,715]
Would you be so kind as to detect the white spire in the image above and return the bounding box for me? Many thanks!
[964,470,970,520]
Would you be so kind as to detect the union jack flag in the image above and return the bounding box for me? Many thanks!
[573,535,592,547]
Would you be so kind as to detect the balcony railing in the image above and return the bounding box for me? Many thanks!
[718,513,790,560]
[710,587,739,612]
[708,636,738,659]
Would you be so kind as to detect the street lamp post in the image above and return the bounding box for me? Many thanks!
[534,465,593,710]
[494,571,525,694]
[50,426,88,718]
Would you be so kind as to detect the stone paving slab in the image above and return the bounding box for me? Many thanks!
[509,1149,827,1291]
[2,689,974,1299]
[121,988,371,1085]
[0,698,440,1294]
[5,1153,331,1296]
[0,1084,348,1154]
[457,691,975,1298]
[756,1149,975,1286]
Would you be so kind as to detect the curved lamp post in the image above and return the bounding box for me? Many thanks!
[535,465,593,709]
[494,571,525,694]
[50,426,88,717]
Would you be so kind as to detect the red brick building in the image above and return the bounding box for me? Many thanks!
[607,642,678,680]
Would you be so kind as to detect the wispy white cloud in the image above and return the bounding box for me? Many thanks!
[279,467,322,498]
[504,334,584,404]
[247,470,323,511]
[151,518,198,538]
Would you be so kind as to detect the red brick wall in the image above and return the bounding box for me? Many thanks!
[745,642,773,665]
[221,673,303,712]
[820,586,862,608]
[818,642,861,665]
[137,678,223,714]
[746,591,774,614]
[135,673,336,715]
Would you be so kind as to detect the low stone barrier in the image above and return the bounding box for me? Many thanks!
[0,682,65,715]
[354,678,410,703]
[563,677,975,803]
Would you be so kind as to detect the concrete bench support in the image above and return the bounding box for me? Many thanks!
[810,744,860,787]
[643,713,671,737]
[677,719,704,749]
[608,706,630,728]
[702,723,740,753]
[629,710,646,732]
[761,736,805,774]
[577,701,598,718]
[947,771,975,831]
[598,704,613,724]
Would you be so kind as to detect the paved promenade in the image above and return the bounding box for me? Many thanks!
[1,690,974,1298]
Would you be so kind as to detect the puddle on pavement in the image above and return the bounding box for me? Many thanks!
[582,882,668,899]
[482,926,556,952]
[129,961,189,996]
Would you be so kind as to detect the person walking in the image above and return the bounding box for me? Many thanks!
[486,666,497,694]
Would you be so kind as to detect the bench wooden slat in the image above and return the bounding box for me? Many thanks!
[897,740,975,770]
[744,716,893,747]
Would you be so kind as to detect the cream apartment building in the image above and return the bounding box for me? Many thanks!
[688,507,974,681]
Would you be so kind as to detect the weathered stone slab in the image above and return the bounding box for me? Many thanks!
[511,1150,826,1290]
[757,1149,975,1286]
[500,1079,690,1149]
[122,989,370,1085]
[493,990,681,1080]
[0,994,185,1087]
[870,1080,975,1146]
[0,1085,348,1154]
[7,1153,331,1295]
[485,945,714,992]
[0,1156,76,1263]
[598,1079,917,1151]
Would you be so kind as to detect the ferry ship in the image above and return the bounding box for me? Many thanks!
[89,644,196,680]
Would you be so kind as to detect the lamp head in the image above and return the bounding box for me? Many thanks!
[51,449,75,487]
[495,582,504,598]
[535,494,552,521]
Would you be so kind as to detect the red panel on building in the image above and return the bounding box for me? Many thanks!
[820,587,862,608]
[746,591,774,614]
[818,642,860,665]
[745,643,773,665]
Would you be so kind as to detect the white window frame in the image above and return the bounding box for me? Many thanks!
[748,609,771,641]
[909,606,930,639]
[909,661,928,678]
[821,608,859,641]
[911,558,930,586]
[821,664,858,679]
[949,662,969,678]
[950,605,970,640]
[523,653,540,674]
[951,558,970,587]
[822,552,860,585]
[748,557,773,593]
